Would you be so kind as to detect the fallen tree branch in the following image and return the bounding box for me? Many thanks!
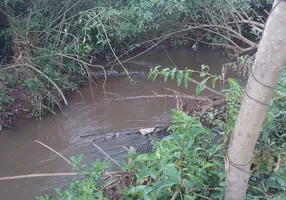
[0,172,77,181]
[91,141,122,169]
[104,94,210,103]
[80,125,168,138]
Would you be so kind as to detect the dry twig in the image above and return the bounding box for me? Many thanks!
[34,140,72,166]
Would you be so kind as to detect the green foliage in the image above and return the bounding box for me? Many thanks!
[260,69,285,125]
[0,71,16,105]
[148,65,286,198]
[0,89,13,104]
[196,77,210,96]
[0,28,13,57]
[76,0,258,57]
[148,65,244,136]
[3,0,22,6]
[125,110,225,199]
[149,65,222,95]
[251,69,286,198]
[37,156,110,200]
[221,78,243,135]
[0,0,93,118]
[23,78,45,95]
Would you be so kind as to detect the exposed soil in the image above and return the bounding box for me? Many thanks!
[0,87,32,128]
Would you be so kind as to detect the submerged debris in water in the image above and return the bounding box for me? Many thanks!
[103,171,136,200]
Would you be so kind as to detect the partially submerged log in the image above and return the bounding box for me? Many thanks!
[80,125,169,140]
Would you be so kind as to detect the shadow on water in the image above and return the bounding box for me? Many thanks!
[0,48,235,199]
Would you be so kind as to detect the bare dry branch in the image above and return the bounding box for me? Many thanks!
[34,140,72,166]
[0,173,77,181]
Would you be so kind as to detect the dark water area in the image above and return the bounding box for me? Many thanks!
[0,48,236,199]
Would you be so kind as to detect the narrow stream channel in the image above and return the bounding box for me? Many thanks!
[0,48,233,199]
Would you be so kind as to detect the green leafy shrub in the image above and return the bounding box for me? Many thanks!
[125,110,225,199]
[148,65,286,199]
[77,0,261,58]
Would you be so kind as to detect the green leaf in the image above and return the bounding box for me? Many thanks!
[184,70,193,89]
[77,154,83,163]
[162,69,171,82]
[155,149,161,159]
[137,168,157,182]
[36,195,53,200]
[152,72,158,81]
[277,177,286,188]
[201,64,210,71]
[70,154,83,167]
[200,71,207,77]
[136,153,156,161]
[212,77,218,88]
[70,156,78,165]
[196,77,210,96]
[202,162,213,169]
[200,65,210,77]
[184,179,195,188]
[148,66,161,81]
[162,164,181,184]
[176,70,184,86]
[227,78,242,94]
[143,187,153,200]
[170,68,177,80]
[154,179,177,192]
[129,185,148,194]
[148,68,154,79]
[185,137,195,148]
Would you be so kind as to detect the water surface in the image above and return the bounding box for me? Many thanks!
[0,48,232,199]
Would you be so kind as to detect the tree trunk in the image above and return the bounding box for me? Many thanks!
[224,1,286,199]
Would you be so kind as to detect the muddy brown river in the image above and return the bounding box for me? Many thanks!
[0,48,234,199]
